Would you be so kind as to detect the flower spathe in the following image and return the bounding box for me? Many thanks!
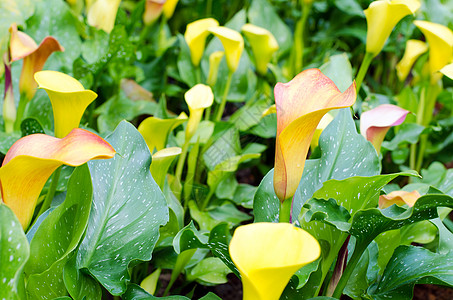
[185,84,214,140]
[0,128,116,228]
[162,0,178,19]
[87,0,121,33]
[379,190,420,209]
[143,0,166,25]
[274,69,356,202]
[396,39,428,82]
[9,24,64,101]
[441,63,453,80]
[208,26,244,73]
[207,51,224,86]
[241,23,279,75]
[184,18,219,67]
[34,71,97,138]
[310,113,333,150]
[151,147,182,188]
[229,222,320,300]
[364,0,420,57]
[138,114,187,152]
[360,104,409,154]
[3,54,15,133]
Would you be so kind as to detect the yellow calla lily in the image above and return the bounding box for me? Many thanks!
[274,69,356,202]
[262,104,276,117]
[3,54,15,133]
[414,20,453,76]
[185,84,214,140]
[184,18,219,67]
[162,0,178,19]
[208,26,244,73]
[229,222,321,300]
[143,0,165,25]
[364,0,420,57]
[440,63,453,80]
[379,190,420,209]
[310,113,333,150]
[34,71,97,138]
[396,39,428,82]
[0,128,116,228]
[207,51,224,86]
[138,113,187,152]
[151,147,182,189]
[87,0,122,33]
[9,24,64,101]
[241,23,279,75]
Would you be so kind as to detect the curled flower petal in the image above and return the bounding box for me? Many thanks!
[441,63,453,80]
[229,222,320,300]
[262,104,276,117]
[414,20,453,76]
[379,190,420,209]
[396,39,428,82]
[138,114,187,152]
[34,71,97,138]
[143,0,166,26]
[360,104,409,154]
[0,129,115,228]
[163,0,178,19]
[151,147,182,188]
[87,0,122,33]
[274,69,356,202]
[310,113,333,150]
[184,18,219,67]
[364,0,420,57]
[241,23,279,75]
[208,26,244,73]
[9,24,64,100]
[207,51,224,86]
[185,84,214,140]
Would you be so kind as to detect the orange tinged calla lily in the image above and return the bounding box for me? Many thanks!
[184,18,219,67]
[0,128,115,228]
[9,24,64,101]
[162,0,178,19]
[396,39,428,82]
[414,20,453,76]
[143,0,166,25]
[3,54,15,133]
[229,222,320,300]
[273,69,356,202]
[87,0,122,33]
[34,71,97,138]
[360,104,409,154]
[241,23,279,75]
[379,190,420,209]
[208,26,244,73]
[364,0,420,57]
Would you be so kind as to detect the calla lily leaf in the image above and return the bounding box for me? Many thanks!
[396,40,428,82]
[63,254,102,300]
[0,128,115,229]
[138,115,187,152]
[123,284,189,300]
[184,18,219,67]
[76,121,169,295]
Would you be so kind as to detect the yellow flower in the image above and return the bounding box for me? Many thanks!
[396,39,428,82]
[185,84,214,140]
[241,23,279,75]
[208,26,244,73]
[87,0,122,33]
[441,62,453,80]
[143,0,166,26]
[162,0,178,19]
[229,222,320,300]
[414,20,453,76]
[207,51,224,86]
[3,55,15,133]
[364,0,420,57]
[274,69,356,202]
[9,24,64,101]
[184,18,219,67]
[310,113,333,150]
[34,71,97,138]
[0,129,115,228]
[150,147,182,188]
[379,190,420,209]
[360,104,409,154]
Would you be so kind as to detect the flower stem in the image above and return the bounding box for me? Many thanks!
[279,197,292,223]
[175,140,190,190]
[214,71,233,122]
[292,2,311,75]
[355,52,374,93]
[14,93,28,131]
[37,166,62,217]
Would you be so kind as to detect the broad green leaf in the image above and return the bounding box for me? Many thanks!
[187,257,231,285]
[430,218,453,255]
[412,162,453,197]
[334,0,364,17]
[63,254,101,300]
[249,113,276,138]
[25,165,93,299]
[253,169,279,223]
[76,121,169,295]
[232,184,256,209]
[177,34,197,87]
[369,245,453,300]
[203,126,241,171]
[382,123,425,151]
[0,204,29,300]
[229,96,271,131]
[319,53,353,93]
[123,284,190,300]
[0,131,20,154]
[20,117,45,136]
[199,293,222,300]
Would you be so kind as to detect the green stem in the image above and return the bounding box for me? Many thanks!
[279,197,292,223]
[196,66,202,83]
[355,52,374,93]
[292,2,311,76]
[14,93,28,131]
[214,71,233,122]
[36,166,62,217]
[175,140,190,187]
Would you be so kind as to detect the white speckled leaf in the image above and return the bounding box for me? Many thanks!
[0,205,29,300]
[76,121,169,295]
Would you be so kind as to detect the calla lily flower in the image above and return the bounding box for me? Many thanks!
[360,104,410,154]
[229,222,321,300]
[184,18,219,67]
[207,51,224,86]
[151,147,182,189]
[379,190,420,209]
[262,104,276,117]
[241,23,279,75]
[310,113,333,150]
[162,0,178,19]
[138,113,187,152]
[274,69,356,202]
[208,27,244,73]
[396,39,428,82]
[143,0,166,26]
[9,24,64,101]
[34,71,97,138]
[185,84,214,140]
[87,0,121,33]
[364,0,420,57]
[3,54,15,133]
[440,63,453,80]
[121,79,155,102]
[414,20,453,77]
[0,128,115,228]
